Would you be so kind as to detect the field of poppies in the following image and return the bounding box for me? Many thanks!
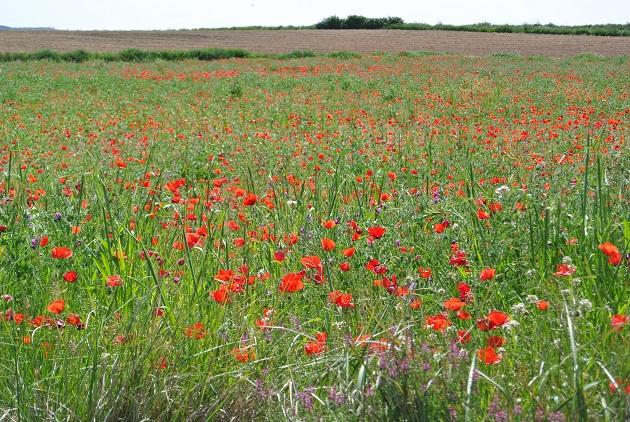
[0,53,628,421]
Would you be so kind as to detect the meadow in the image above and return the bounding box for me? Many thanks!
[0,53,628,421]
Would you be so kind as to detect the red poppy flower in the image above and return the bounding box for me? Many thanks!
[242,193,257,206]
[339,262,350,272]
[13,313,25,324]
[366,259,387,274]
[457,282,472,301]
[599,242,622,266]
[410,298,422,309]
[342,247,356,258]
[444,297,466,312]
[47,299,65,315]
[185,232,202,248]
[321,238,336,251]
[608,378,630,394]
[323,219,336,229]
[426,314,451,331]
[611,314,628,331]
[487,335,506,347]
[232,347,255,363]
[274,250,286,262]
[40,235,49,247]
[477,346,502,365]
[477,209,490,220]
[106,275,122,287]
[304,341,326,355]
[66,313,81,326]
[211,286,230,304]
[304,331,327,355]
[279,271,305,293]
[488,202,503,213]
[536,300,549,311]
[381,275,398,294]
[418,267,432,279]
[480,268,496,281]
[554,263,576,276]
[367,226,386,239]
[301,255,322,270]
[329,290,354,308]
[51,247,73,259]
[457,310,472,320]
[449,250,468,267]
[63,271,78,283]
[434,222,447,233]
[486,310,509,329]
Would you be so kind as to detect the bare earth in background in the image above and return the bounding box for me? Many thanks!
[1,29,629,56]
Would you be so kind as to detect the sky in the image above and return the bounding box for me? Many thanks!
[4,0,629,30]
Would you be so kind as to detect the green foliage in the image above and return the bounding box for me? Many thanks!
[313,17,630,36]
[326,51,362,59]
[60,49,90,63]
[316,15,405,29]
[315,15,344,30]
[188,48,250,60]
[387,22,630,36]
[118,48,149,61]
[31,49,61,61]
[398,50,444,57]
[0,48,251,63]
[276,50,316,59]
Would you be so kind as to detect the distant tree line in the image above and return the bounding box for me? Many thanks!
[314,16,630,36]
[315,16,404,30]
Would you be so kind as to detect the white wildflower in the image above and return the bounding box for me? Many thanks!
[578,299,592,311]
[512,303,527,314]
[504,320,520,330]
[495,185,510,197]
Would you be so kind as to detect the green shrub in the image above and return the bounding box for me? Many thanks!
[61,50,91,63]
[326,51,361,59]
[191,48,250,60]
[119,48,149,62]
[30,49,60,61]
[315,16,343,30]
[316,15,404,29]
[277,50,316,59]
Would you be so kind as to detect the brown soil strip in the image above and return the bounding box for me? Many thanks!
[1,29,629,57]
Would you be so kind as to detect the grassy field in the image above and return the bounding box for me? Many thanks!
[0,54,629,421]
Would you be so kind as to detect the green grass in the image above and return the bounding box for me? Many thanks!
[0,47,253,63]
[0,53,628,421]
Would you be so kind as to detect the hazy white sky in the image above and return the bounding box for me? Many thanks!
[4,0,629,30]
